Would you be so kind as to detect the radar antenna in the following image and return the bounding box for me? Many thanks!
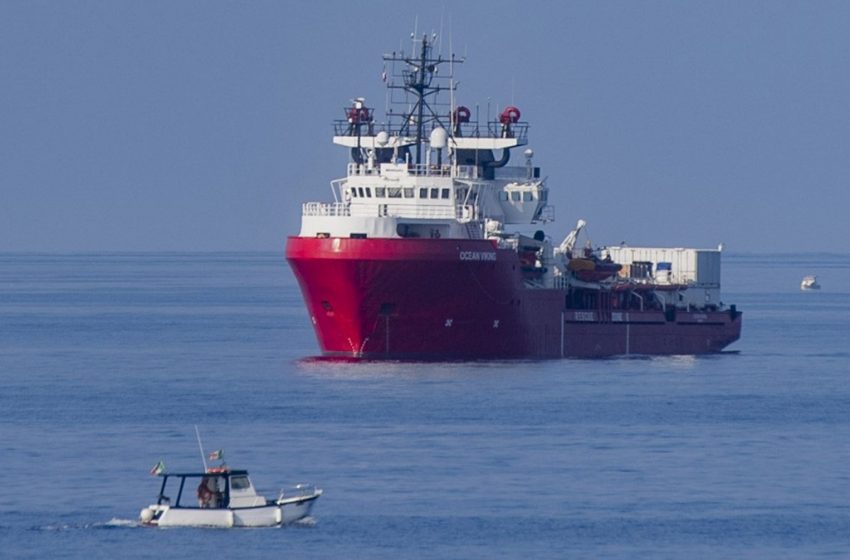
[383,33,464,165]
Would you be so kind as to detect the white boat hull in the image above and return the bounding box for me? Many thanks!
[142,491,321,528]
[801,276,821,290]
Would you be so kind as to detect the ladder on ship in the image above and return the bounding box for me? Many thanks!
[464,222,483,239]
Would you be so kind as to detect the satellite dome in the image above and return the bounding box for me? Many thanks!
[430,127,447,149]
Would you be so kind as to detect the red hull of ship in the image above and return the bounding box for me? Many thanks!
[285,237,742,359]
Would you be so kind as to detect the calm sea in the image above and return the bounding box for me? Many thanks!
[1,252,849,559]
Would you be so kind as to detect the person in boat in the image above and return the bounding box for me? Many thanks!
[197,476,221,508]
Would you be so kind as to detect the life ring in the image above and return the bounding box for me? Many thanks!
[499,106,521,124]
[347,107,371,123]
[453,105,471,123]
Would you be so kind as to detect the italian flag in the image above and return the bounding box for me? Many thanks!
[208,449,223,461]
[150,460,165,475]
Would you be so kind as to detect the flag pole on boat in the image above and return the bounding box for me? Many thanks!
[194,425,208,472]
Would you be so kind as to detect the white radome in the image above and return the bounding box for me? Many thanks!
[430,127,447,149]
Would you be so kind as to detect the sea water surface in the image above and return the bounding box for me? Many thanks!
[1,252,850,559]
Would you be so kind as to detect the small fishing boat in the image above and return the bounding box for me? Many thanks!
[801,275,821,290]
[139,465,322,528]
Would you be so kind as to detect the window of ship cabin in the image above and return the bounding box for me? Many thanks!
[511,191,521,201]
[365,187,372,198]
[403,187,414,198]
[230,476,251,491]
[499,192,508,201]
[388,187,402,198]
[523,192,533,201]
[376,187,386,198]
[419,188,428,198]
[441,188,450,199]
[430,187,439,199]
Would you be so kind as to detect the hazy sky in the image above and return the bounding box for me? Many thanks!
[2,1,849,252]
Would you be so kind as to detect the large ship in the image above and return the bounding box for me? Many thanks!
[286,34,742,359]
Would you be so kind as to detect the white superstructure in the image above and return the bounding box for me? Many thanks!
[299,35,552,241]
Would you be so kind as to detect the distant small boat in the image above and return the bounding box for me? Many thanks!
[801,275,821,290]
[140,465,322,528]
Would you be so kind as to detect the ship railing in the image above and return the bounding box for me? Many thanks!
[304,201,478,220]
[333,121,375,136]
[276,483,318,502]
[486,122,529,143]
[302,202,350,217]
[342,162,539,181]
[347,163,379,176]
[370,203,459,219]
[496,237,519,251]
[332,120,529,142]
[553,275,570,290]
[410,163,453,177]
[346,162,457,178]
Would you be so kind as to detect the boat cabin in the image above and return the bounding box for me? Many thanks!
[153,469,268,510]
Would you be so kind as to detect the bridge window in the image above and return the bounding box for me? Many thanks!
[403,187,414,198]
[375,187,386,198]
[441,188,450,199]
[388,187,402,198]
[358,187,365,197]
[430,188,439,199]
[230,476,250,490]
[511,191,521,201]
[419,188,428,198]
[365,187,372,198]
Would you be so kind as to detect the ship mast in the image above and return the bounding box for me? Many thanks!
[383,34,462,165]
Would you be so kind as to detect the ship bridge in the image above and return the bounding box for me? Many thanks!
[299,154,551,240]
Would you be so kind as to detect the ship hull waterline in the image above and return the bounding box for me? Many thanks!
[286,237,742,360]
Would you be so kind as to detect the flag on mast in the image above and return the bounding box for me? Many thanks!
[150,460,165,475]
[208,449,223,461]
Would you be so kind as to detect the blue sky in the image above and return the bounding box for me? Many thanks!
[2,1,849,252]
